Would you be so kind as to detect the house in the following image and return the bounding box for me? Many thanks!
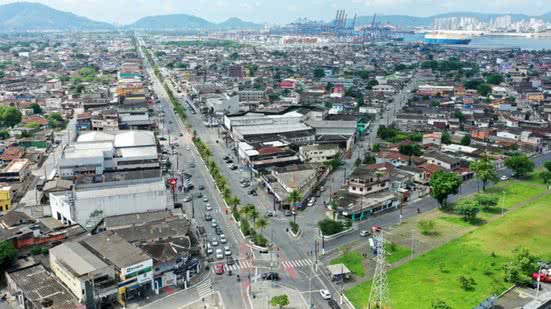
[0,159,31,182]
[50,242,118,306]
[348,165,391,196]
[422,151,461,170]
[376,151,423,168]
[6,264,80,309]
[0,147,24,165]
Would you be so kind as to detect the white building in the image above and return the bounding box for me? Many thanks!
[49,177,170,228]
[59,131,159,178]
[299,144,340,163]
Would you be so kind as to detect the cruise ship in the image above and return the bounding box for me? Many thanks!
[424,33,471,45]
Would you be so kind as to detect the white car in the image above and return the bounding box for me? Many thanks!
[215,249,223,259]
[185,146,191,151]
[224,246,232,256]
[206,244,213,255]
[206,204,212,211]
[319,289,331,300]
[211,219,218,228]
[211,238,219,246]
[500,175,509,181]
[220,235,227,244]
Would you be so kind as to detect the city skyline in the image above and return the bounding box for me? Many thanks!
[0,0,550,25]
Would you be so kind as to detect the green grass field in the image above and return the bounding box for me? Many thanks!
[386,243,412,264]
[330,251,366,277]
[346,190,551,309]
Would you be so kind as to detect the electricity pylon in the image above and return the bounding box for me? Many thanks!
[368,226,391,309]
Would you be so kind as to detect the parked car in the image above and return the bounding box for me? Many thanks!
[261,272,280,281]
[183,195,192,202]
[265,211,274,217]
[203,197,209,202]
[190,163,196,168]
[220,234,227,244]
[284,210,292,217]
[241,182,250,188]
[206,244,213,255]
[500,175,510,181]
[185,146,191,151]
[206,204,212,211]
[196,192,203,198]
[211,220,218,228]
[319,289,331,300]
[215,263,224,275]
[198,185,205,190]
[533,271,551,283]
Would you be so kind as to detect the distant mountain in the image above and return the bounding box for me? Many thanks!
[128,14,212,30]
[217,17,261,30]
[128,14,261,30]
[0,2,113,32]
[345,12,551,28]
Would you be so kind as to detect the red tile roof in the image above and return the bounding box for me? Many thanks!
[0,147,24,162]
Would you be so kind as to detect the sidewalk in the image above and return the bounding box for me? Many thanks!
[250,280,306,309]
[181,292,223,309]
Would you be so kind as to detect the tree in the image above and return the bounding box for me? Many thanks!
[0,130,9,140]
[455,200,480,222]
[269,294,289,309]
[505,155,534,178]
[544,161,551,173]
[399,144,423,157]
[0,241,16,271]
[0,106,22,128]
[228,196,241,208]
[363,154,376,165]
[541,171,551,185]
[324,153,344,170]
[372,144,381,152]
[486,73,504,85]
[367,79,379,88]
[441,131,452,145]
[313,68,325,79]
[460,135,471,146]
[288,190,303,208]
[430,171,463,208]
[477,83,492,96]
[470,157,498,191]
[502,247,539,286]
[0,71,4,79]
[358,70,370,80]
[354,158,362,167]
[256,217,269,234]
[475,194,499,210]
[30,103,42,114]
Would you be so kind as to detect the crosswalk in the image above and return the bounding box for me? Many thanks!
[226,260,254,271]
[280,258,313,269]
[195,279,213,298]
[210,260,255,273]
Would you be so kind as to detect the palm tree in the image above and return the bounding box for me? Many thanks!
[228,196,240,208]
[287,190,303,208]
[256,217,269,234]
[329,200,338,220]
[249,207,259,228]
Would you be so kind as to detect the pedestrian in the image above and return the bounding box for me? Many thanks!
[417,208,421,214]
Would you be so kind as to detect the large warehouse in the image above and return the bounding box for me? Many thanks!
[58,130,159,178]
[49,176,170,229]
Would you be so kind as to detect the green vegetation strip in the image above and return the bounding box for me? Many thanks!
[330,251,366,277]
[346,191,551,309]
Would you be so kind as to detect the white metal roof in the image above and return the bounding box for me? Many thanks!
[114,131,156,148]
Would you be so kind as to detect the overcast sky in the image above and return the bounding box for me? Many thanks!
[1,0,550,24]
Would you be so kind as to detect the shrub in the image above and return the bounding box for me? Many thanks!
[30,246,44,256]
[240,219,251,236]
[417,219,436,235]
[289,221,299,234]
[475,194,498,209]
[455,200,480,222]
[458,275,475,290]
[253,234,268,247]
[318,219,346,236]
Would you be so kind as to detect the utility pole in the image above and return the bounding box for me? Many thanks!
[368,227,391,309]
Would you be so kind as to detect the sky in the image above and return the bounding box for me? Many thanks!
[1,0,550,24]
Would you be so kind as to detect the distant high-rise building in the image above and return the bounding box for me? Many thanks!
[494,15,512,30]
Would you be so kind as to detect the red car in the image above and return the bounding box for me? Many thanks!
[215,263,224,275]
[533,272,551,283]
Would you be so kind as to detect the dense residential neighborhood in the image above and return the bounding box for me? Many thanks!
[0,2,550,309]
